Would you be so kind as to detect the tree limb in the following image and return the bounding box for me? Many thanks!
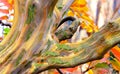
[30,18,120,73]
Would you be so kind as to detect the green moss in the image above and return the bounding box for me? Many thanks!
[56,29,68,38]
[25,29,33,41]
[15,50,26,66]
[42,51,59,57]
[56,43,73,51]
[73,48,81,52]
[26,4,35,24]
[45,40,52,51]
[63,31,68,38]
[48,58,65,64]
[33,62,44,68]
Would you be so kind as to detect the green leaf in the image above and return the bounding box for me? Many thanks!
[4,28,10,35]
[95,62,109,69]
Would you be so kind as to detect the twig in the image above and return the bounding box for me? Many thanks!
[56,68,63,74]
[83,66,94,74]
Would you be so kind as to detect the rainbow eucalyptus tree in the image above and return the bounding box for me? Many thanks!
[0,0,120,74]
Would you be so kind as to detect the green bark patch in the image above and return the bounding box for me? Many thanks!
[33,62,44,68]
[26,4,36,24]
[42,51,59,57]
[48,58,65,64]
[56,43,73,51]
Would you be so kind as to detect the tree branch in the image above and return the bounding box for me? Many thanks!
[31,18,120,73]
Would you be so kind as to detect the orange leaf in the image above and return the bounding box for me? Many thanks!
[7,0,14,5]
[71,0,87,7]
[67,10,74,16]
[111,46,120,61]
[0,16,8,20]
[60,40,68,44]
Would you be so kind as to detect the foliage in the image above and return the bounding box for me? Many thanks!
[95,62,109,69]
[3,27,10,35]
[67,0,98,33]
